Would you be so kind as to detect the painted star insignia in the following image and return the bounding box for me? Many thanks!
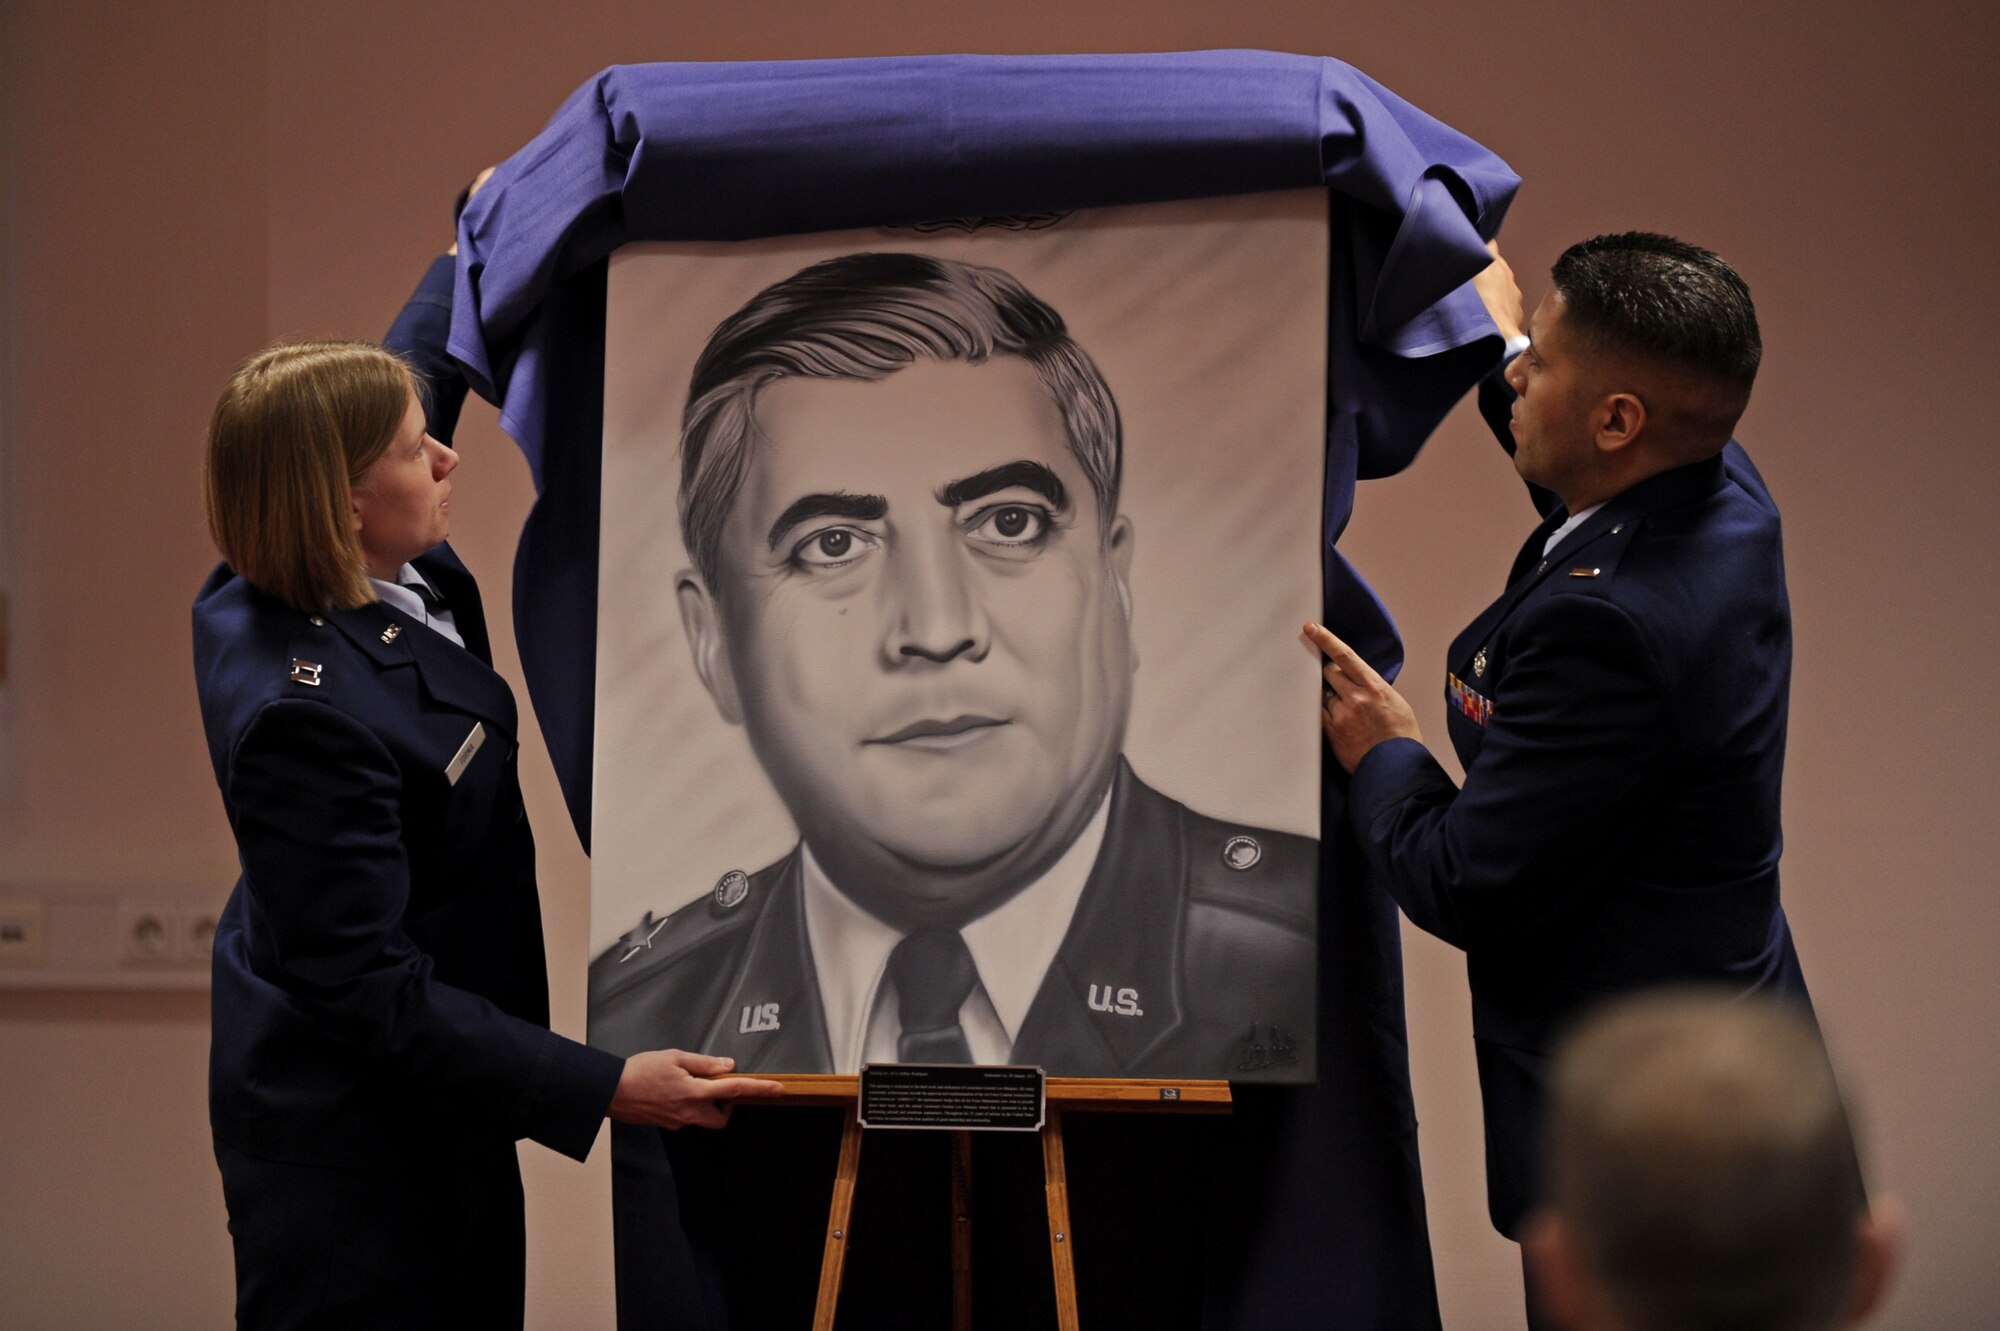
[617,912,668,963]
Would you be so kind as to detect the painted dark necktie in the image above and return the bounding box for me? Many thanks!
[887,927,978,1064]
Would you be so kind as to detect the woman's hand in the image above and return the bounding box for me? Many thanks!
[608,1049,786,1129]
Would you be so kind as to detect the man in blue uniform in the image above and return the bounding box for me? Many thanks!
[1311,233,1816,1325]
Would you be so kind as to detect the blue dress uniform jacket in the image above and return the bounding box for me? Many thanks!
[195,545,622,1167]
[1347,379,1812,1237]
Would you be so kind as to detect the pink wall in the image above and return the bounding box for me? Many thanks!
[2,2,1993,1326]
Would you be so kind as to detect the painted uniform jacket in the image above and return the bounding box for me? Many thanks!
[590,761,1317,1083]
[1347,377,1811,1235]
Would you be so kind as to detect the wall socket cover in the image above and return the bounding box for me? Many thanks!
[0,896,48,967]
[117,902,217,967]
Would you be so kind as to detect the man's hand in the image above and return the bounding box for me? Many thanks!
[446,166,498,257]
[1473,240,1525,343]
[608,1049,786,1129]
[1307,622,1421,774]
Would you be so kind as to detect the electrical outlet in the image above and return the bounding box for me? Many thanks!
[0,896,46,968]
[118,902,182,967]
[180,910,220,965]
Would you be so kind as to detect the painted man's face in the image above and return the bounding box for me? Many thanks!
[678,357,1136,931]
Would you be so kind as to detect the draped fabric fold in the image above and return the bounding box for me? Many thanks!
[440,51,1515,1328]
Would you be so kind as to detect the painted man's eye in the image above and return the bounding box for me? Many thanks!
[966,504,1050,547]
[791,526,878,569]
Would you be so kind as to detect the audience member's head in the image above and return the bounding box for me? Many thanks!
[1525,990,1902,1331]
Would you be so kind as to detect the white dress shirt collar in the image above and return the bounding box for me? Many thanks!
[368,563,464,648]
[1543,501,1606,557]
[800,788,1114,1069]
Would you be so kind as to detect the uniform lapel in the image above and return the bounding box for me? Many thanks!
[1012,763,1187,1074]
[1445,455,1731,758]
[703,855,835,1072]
[323,596,518,743]
[413,546,492,663]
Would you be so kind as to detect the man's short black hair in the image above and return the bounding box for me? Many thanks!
[1552,233,1761,391]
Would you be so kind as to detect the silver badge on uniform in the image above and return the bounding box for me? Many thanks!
[380,624,402,644]
[1473,648,1488,677]
[289,659,323,687]
[1221,835,1262,871]
[445,722,486,786]
[714,870,750,909]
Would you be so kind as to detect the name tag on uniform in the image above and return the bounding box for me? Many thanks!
[445,723,486,786]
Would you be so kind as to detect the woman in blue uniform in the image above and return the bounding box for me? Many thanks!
[193,243,780,1328]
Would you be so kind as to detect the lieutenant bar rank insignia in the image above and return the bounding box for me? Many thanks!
[1447,672,1494,727]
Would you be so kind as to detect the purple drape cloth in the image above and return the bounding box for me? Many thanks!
[445,51,1516,1329]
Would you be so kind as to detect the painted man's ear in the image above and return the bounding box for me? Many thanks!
[676,572,743,725]
[1108,515,1138,670]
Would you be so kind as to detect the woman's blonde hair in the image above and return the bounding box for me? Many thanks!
[204,341,417,611]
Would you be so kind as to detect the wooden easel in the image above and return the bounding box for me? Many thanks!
[768,1075,1233,1331]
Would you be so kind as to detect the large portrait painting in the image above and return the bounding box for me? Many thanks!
[587,190,1327,1083]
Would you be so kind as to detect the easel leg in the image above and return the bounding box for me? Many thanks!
[951,1129,974,1331]
[813,1104,864,1331]
[1041,1106,1081,1331]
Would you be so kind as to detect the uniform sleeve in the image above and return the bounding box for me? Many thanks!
[226,698,623,1160]
[1345,595,1670,950]
[385,255,472,445]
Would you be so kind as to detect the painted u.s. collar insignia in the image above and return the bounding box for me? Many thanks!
[1447,672,1494,727]
[617,912,668,963]
[1472,648,1488,678]
[738,1001,781,1034]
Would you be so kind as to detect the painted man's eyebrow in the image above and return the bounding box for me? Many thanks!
[766,492,887,549]
[935,460,1069,511]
